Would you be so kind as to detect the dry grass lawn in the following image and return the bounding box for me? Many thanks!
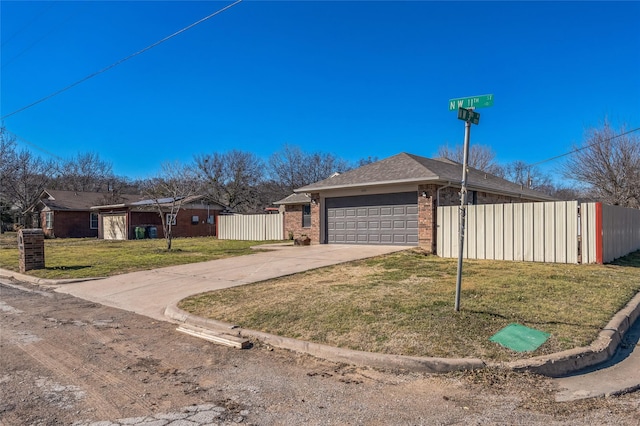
[0,232,276,279]
[179,248,640,361]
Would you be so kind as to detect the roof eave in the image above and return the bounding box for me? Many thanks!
[295,178,554,201]
[295,177,442,193]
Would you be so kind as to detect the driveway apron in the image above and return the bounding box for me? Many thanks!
[53,244,407,321]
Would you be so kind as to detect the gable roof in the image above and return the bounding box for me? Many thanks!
[273,193,311,205]
[295,152,555,201]
[35,189,145,211]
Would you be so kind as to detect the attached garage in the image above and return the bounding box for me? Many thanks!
[326,192,418,245]
[102,214,127,240]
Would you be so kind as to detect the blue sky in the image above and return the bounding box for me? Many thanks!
[2,1,639,180]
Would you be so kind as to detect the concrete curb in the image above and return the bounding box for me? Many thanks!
[166,290,640,377]
[4,263,638,378]
[164,303,485,374]
[501,291,640,377]
[0,267,104,286]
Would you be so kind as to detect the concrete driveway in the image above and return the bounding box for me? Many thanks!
[53,244,407,321]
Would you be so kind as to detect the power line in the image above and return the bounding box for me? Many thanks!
[3,128,64,161]
[528,126,640,168]
[1,0,243,120]
[2,5,84,70]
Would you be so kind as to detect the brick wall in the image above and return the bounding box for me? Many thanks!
[129,209,218,239]
[309,193,321,244]
[40,210,98,238]
[418,184,438,253]
[283,205,311,240]
[18,229,45,272]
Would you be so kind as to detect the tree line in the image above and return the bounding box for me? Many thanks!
[1,121,638,230]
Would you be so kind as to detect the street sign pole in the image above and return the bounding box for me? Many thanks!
[448,94,493,312]
[455,119,471,312]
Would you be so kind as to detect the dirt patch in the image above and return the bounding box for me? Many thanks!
[1,279,638,425]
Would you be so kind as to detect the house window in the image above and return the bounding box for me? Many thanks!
[468,191,478,205]
[191,215,199,225]
[302,204,311,228]
[90,212,99,229]
[166,213,177,226]
[45,212,54,229]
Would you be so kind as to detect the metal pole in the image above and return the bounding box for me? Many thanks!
[455,118,471,312]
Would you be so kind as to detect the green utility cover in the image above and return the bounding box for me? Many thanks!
[489,323,550,352]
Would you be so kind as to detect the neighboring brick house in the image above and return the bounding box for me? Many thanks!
[92,195,228,240]
[273,193,312,240]
[294,152,556,252]
[28,189,144,238]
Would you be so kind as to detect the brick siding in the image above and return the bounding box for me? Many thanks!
[40,210,98,238]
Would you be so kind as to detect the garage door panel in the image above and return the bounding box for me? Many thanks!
[380,234,393,243]
[326,192,418,246]
[393,220,406,229]
[393,206,406,215]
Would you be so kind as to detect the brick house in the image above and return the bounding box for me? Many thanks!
[292,152,556,252]
[273,193,311,240]
[92,195,228,240]
[29,189,145,238]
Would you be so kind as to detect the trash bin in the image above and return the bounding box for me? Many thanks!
[147,226,158,239]
[135,226,145,240]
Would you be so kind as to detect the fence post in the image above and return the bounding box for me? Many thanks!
[595,202,603,264]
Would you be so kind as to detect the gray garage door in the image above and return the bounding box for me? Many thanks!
[326,192,418,245]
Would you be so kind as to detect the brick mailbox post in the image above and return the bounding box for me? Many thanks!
[18,229,45,273]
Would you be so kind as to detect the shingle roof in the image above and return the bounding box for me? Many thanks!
[273,193,311,205]
[38,189,145,211]
[92,194,229,210]
[295,152,555,201]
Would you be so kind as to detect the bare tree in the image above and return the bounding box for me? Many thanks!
[54,152,114,192]
[502,161,554,191]
[355,156,379,168]
[194,150,264,213]
[268,144,350,194]
[437,144,504,176]
[0,128,17,232]
[142,161,198,250]
[564,121,640,208]
[0,137,53,227]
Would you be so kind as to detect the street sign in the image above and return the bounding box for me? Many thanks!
[449,94,494,111]
[457,107,480,125]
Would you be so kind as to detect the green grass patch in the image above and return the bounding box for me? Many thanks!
[0,232,278,279]
[179,248,640,361]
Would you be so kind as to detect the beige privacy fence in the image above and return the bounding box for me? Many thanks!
[437,201,640,264]
[218,213,284,241]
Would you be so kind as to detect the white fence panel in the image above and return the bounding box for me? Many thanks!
[580,203,597,264]
[218,213,284,241]
[437,201,579,264]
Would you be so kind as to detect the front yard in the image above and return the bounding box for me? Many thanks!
[3,230,639,362]
[179,248,640,362]
[0,232,276,279]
